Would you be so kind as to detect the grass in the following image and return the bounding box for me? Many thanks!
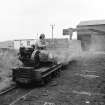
[0,49,21,79]
[0,48,21,90]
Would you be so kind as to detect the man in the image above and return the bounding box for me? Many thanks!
[35,33,47,50]
[34,33,54,62]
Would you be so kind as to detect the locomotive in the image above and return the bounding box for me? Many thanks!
[12,45,62,85]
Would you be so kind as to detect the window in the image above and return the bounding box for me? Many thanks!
[27,41,30,46]
[20,41,23,47]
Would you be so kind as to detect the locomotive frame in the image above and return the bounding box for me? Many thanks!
[12,46,63,85]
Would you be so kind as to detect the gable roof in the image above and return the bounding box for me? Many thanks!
[78,20,105,26]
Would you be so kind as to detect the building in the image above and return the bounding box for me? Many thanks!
[0,38,70,49]
[14,38,70,49]
[77,20,105,51]
[0,41,14,49]
[0,39,36,49]
[13,39,36,49]
[63,28,77,40]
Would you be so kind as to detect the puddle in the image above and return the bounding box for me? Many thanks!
[75,73,99,79]
[85,101,90,104]
[72,90,105,96]
[72,90,91,96]
[82,70,96,73]
[44,102,55,105]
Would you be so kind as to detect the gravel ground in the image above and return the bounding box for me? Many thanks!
[14,52,105,105]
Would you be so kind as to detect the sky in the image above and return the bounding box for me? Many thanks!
[0,0,105,41]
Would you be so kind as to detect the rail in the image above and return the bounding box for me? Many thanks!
[0,85,17,95]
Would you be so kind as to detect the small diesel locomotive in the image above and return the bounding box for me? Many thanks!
[12,46,62,85]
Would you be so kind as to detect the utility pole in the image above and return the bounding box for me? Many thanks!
[37,33,38,39]
[50,24,55,47]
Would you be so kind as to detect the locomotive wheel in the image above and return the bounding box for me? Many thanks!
[36,79,45,86]
[40,79,45,86]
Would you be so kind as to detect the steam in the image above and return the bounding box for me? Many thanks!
[53,37,105,65]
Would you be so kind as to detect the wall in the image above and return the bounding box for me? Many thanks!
[0,38,82,53]
[78,34,91,51]
[14,39,69,49]
[13,39,36,49]
[0,41,14,49]
[90,34,105,51]
[47,39,82,53]
[46,38,69,48]
[68,40,82,53]
[0,39,69,49]
[77,24,105,51]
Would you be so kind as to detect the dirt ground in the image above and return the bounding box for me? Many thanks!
[15,51,105,105]
[1,46,105,105]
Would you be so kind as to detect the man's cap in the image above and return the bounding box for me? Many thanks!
[40,33,45,38]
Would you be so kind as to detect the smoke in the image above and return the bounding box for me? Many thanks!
[52,40,82,64]
[53,37,105,65]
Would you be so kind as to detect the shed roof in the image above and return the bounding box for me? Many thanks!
[14,39,36,41]
[78,20,105,26]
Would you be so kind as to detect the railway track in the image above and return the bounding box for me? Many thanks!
[0,85,17,95]
[0,64,63,105]
[9,89,35,105]
[0,86,34,105]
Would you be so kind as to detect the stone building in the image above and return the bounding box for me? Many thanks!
[77,20,105,51]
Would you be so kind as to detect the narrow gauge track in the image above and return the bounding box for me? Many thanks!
[9,88,35,105]
[0,86,34,105]
[0,85,17,96]
[0,64,63,105]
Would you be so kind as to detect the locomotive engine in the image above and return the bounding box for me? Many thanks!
[18,46,40,67]
[18,46,55,67]
[12,46,61,85]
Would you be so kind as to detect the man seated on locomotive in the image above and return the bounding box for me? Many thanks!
[34,34,54,62]
[35,33,48,50]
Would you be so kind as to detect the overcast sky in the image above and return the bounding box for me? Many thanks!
[0,0,105,41]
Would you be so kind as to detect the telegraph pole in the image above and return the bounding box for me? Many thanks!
[50,24,55,40]
[37,33,38,38]
[50,24,55,47]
